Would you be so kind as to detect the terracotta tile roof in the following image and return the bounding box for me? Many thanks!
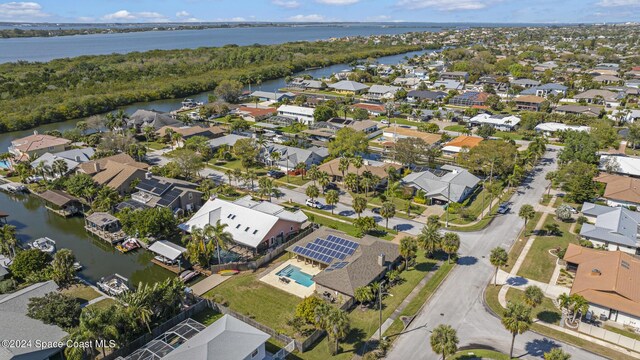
[11,134,70,153]
[92,161,147,190]
[565,243,640,318]
[444,136,483,149]
[595,173,640,204]
[515,95,546,104]
[383,126,441,144]
[352,103,385,112]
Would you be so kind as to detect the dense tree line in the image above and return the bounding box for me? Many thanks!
[0,41,423,132]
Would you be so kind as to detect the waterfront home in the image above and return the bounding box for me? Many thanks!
[351,102,385,116]
[599,154,640,178]
[441,136,483,156]
[250,91,295,102]
[595,173,640,208]
[448,92,490,107]
[0,281,68,360]
[77,153,149,196]
[554,105,601,117]
[440,71,469,82]
[262,144,328,171]
[468,113,521,131]
[328,80,369,95]
[406,90,447,103]
[127,109,183,132]
[520,83,567,97]
[30,147,95,179]
[181,196,308,252]
[317,157,401,183]
[514,95,546,111]
[286,227,399,306]
[9,132,71,162]
[118,175,202,214]
[39,189,82,217]
[84,212,126,244]
[402,165,480,204]
[206,134,251,151]
[392,77,422,88]
[288,77,324,90]
[277,105,315,125]
[365,84,401,100]
[156,125,225,140]
[564,243,640,326]
[581,202,640,254]
[234,106,277,122]
[534,122,591,136]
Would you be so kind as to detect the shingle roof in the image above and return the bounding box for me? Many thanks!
[39,189,80,207]
[580,202,640,248]
[595,173,640,205]
[11,134,70,153]
[402,165,480,203]
[329,80,369,92]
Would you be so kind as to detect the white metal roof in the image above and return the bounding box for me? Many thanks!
[277,105,315,116]
[534,122,590,133]
[148,240,186,261]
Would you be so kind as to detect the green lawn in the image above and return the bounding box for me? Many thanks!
[444,125,467,132]
[203,266,300,336]
[540,194,552,206]
[275,176,310,187]
[366,194,427,217]
[604,325,640,342]
[86,298,117,310]
[449,349,510,360]
[191,307,224,326]
[503,212,544,271]
[506,288,561,325]
[301,210,395,240]
[62,284,101,303]
[494,131,524,141]
[373,116,420,127]
[517,217,578,283]
[209,160,269,177]
[444,184,503,225]
[146,141,168,150]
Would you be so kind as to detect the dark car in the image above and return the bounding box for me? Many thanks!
[267,170,285,179]
[497,202,510,214]
[324,183,339,191]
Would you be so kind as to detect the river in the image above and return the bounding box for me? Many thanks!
[0,24,446,63]
[0,48,427,284]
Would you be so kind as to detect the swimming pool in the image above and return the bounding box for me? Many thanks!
[276,264,314,287]
[0,160,10,170]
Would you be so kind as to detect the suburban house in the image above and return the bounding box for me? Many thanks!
[182,196,308,252]
[599,154,640,178]
[595,173,640,208]
[118,175,203,213]
[440,71,469,82]
[581,202,640,254]
[234,107,278,122]
[286,228,400,305]
[441,136,483,156]
[554,105,601,117]
[30,147,95,178]
[448,92,490,107]
[288,77,325,90]
[511,78,541,88]
[406,90,447,103]
[514,95,546,111]
[125,316,270,360]
[156,125,225,140]
[304,119,379,140]
[262,144,328,170]
[520,83,567,97]
[468,113,521,131]
[402,165,480,203]
[382,125,441,144]
[207,134,251,151]
[9,133,71,161]
[127,109,183,132]
[77,153,149,195]
[574,89,624,106]
[328,80,369,95]
[534,122,591,136]
[351,103,385,116]
[564,243,640,326]
[365,84,400,100]
[393,77,422,88]
[0,281,68,360]
[432,79,463,91]
[318,158,401,183]
[277,105,315,125]
[250,91,295,102]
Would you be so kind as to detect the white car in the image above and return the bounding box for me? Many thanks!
[305,199,323,209]
[380,119,390,125]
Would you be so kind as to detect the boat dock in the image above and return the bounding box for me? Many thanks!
[0,182,27,194]
[150,258,187,274]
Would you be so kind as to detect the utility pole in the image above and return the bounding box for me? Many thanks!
[445,182,451,227]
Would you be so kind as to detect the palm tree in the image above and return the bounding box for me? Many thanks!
[544,348,571,360]
[258,177,274,201]
[502,301,532,359]
[380,201,396,229]
[417,220,442,257]
[558,293,572,313]
[352,156,364,192]
[245,169,257,191]
[344,173,359,192]
[360,171,377,198]
[441,232,460,263]
[186,227,209,267]
[225,169,233,185]
[120,287,154,333]
[204,220,233,265]
[352,196,367,219]
[326,308,350,355]
[93,187,120,212]
[171,132,183,149]
[317,171,330,193]
[306,184,320,202]
[354,286,374,305]
[338,157,351,182]
[524,285,544,309]
[570,294,589,323]
[269,150,281,168]
[399,236,417,269]
[518,204,535,229]
[295,162,306,180]
[489,247,508,286]
[307,164,320,185]
[430,324,459,360]
[325,189,339,215]
[0,224,17,258]
[51,159,68,178]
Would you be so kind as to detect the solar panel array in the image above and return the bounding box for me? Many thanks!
[292,235,359,265]
[325,261,349,272]
[157,188,182,207]
[137,178,171,196]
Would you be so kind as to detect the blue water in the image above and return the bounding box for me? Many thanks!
[0,160,10,169]
[276,264,314,287]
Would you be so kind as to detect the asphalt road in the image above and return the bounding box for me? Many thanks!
[385,146,606,360]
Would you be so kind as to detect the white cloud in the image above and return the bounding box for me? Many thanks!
[102,10,168,22]
[316,0,359,4]
[0,1,49,21]
[76,16,95,22]
[273,0,300,8]
[597,0,640,6]
[288,14,325,21]
[397,0,501,11]
[176,10,190,17]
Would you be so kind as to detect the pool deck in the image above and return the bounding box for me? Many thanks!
[260,258,322,298]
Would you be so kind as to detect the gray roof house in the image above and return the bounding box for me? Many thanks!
[0,281,68,360]
[328,80,369,94]
[520,83,567,97]
[366,84,401,99]
[206,134,251,150]
[249,91,295,102]
[511,79,541,88]
[262,144,328,170]
[30,147,95,177]
[581,202,640,254]
[127,109,183,131]
[402,165,481,203]
[406,90,447,102]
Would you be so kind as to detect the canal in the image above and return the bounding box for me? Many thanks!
[0,48,432,284]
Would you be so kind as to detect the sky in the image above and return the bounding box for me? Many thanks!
[0,0,639,24]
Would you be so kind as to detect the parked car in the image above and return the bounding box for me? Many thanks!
[380,119,390,125]
[268,170,285,179]
[372,207,381,214]
[497,202,510,214]
[306,199,324,209]
[324,182,339,191]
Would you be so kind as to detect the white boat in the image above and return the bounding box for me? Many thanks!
[97,273,130,296]
[73,262,83,271]
[179,270,199,283]
[29,237,56,254]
